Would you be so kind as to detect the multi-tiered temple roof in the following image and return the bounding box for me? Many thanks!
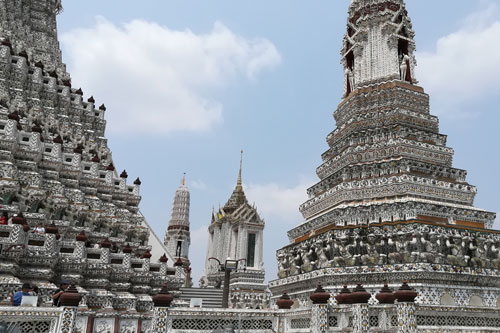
[270,0,499,308]
[202,153,270,308]
[0,0,182,311]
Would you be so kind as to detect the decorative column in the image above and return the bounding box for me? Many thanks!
[58,284,82,333]
[45,223,58,252]
[395,281,418,333]
[352,304,369,333]
[256,230,264,269]
[141,249,152,271]
[335,285,352,330]
[159,254,168,275]
[174,258,184,278]
[123,243,132,268]
[100,237,111,263]
[309,284,330,333]
[133,177,142,195]
[184,267,192,288]
[351,284,371,333]
[276,293,294,333]
[12,212,29,239]
[236,226,245,261]
[213,226,221,262]
[151,285,174,333]
[75,231,87,258]
[376,284,396,330]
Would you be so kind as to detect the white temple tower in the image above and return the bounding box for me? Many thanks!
[164,174,191,268]
[0,0,185,313]
[202,152,269,308]
[270,0,498,308]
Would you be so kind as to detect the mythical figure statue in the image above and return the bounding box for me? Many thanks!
[470,236,488,268]
[345,67,355,95]
[490,239,500,269]
[388,231,407,264]
[446,234,466,266]
[421,231,442,264]
[97,144,111,161]
[399,54,410,81]
[461,234,472,266]
[341,235,356,266]
[330,238,342,267]
[300,244,315,272]
[69,130,87,153]
[282,226,500,276]
[277,252,291,278]
[291,250,302,275]
[409,230,425,263]
[360,234,379,265]
[313,239,329,268]
[377,235,388,264]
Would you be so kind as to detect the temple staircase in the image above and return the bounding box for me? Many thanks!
[179,287,224,308]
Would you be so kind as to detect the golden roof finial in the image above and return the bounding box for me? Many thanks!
[237,150,243,191]
[182,172,186,186]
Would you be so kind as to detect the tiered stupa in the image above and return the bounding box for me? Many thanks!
[0,0,183,312]
[270,0,499,308]
[164,174,191,268]
[202,152,270,308]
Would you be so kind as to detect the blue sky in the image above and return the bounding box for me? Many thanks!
[57,0,500,285]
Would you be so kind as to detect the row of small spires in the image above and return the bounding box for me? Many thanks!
[1,39,107,110]
[277,281,418,309]
[9,213,143,243]
[6,110,105,145]
[75,231,188,268]
[4,111,141,186]
[56,283,175,308]
[9,213,182,264]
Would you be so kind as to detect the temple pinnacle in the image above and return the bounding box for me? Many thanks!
[237,150,243,191]
[182,172,186,186]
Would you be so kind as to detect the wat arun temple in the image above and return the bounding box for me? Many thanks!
[0,0,499,332]
[270,0,500,308]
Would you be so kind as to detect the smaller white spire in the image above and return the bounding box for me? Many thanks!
[169,175,190,226]
[164,174,192,264]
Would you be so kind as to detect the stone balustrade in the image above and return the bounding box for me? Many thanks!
[0,302,499,332]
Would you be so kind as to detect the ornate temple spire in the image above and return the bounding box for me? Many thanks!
[164,174,191,266]
[291,0,495,239]
[168,174,190,228]
[224,151,248,212]
[202,152,267,306]
[342,0,417,96]
[236,150,243,191]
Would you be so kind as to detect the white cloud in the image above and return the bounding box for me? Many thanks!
[417,3,500,116]
[61,18,281,135]
[245,179,313,224]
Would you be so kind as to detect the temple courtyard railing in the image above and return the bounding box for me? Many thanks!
[1,304,499,332]
[1,283,500,332]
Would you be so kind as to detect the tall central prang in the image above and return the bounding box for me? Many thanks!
[270,0,499,308]
[0,0,186,322]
